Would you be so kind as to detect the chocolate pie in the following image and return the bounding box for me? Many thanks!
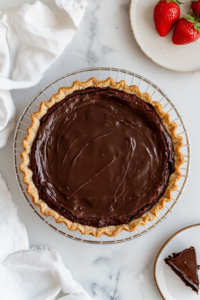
[20,77,184,237]
[165,247,200,294]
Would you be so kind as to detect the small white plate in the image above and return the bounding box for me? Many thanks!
[154,224,200,299]
[129,0,200,73]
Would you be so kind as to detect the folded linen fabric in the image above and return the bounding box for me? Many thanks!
[0,1,91,298]
[0,0,87,148]
[0,174,91,300]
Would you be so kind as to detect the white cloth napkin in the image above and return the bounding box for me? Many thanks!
[0,173,92,300]
[0,1,91,298]
[0,174,29,263]
[0,0,88,148]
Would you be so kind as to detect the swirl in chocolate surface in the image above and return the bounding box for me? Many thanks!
[29,87,174,227]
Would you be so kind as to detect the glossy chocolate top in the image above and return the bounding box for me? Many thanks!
[165,247,199,291]
[29,87,174,227]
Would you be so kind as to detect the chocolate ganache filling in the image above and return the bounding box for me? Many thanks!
[29,87,175,227]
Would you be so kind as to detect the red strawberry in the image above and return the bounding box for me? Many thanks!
[191,0,200,16]
[154,0,182,37]
[172,14,200,44]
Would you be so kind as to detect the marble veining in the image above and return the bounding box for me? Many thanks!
[85,1,101,66]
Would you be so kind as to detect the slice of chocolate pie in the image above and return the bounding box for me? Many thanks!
[165,247,200,294]
[20,77,184,237]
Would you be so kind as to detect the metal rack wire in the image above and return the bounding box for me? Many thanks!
[13,67,190,244]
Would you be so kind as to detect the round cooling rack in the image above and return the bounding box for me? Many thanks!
[13,67,191,245]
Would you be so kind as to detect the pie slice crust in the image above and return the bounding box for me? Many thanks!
[20,77,184,237]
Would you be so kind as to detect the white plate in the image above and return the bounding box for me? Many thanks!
[129,0,200,73]
[154,224,200,299]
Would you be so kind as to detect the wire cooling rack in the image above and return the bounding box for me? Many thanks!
[13,67,190,244]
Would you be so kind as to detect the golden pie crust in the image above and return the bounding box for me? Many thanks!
[20,77,184,237]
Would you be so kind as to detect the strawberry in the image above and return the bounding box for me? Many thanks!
[191,0,200,16]
[154,0,183,37]
[172,14,200,44]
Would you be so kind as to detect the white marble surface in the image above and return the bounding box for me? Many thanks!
[0,0,200,299]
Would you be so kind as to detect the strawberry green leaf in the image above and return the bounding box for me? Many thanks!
[161,0,183,5]
[184,13,200,32]
[184,14,196,23]
[194,23,200,33]
[175,0,184,5]
[171,0,184,6]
